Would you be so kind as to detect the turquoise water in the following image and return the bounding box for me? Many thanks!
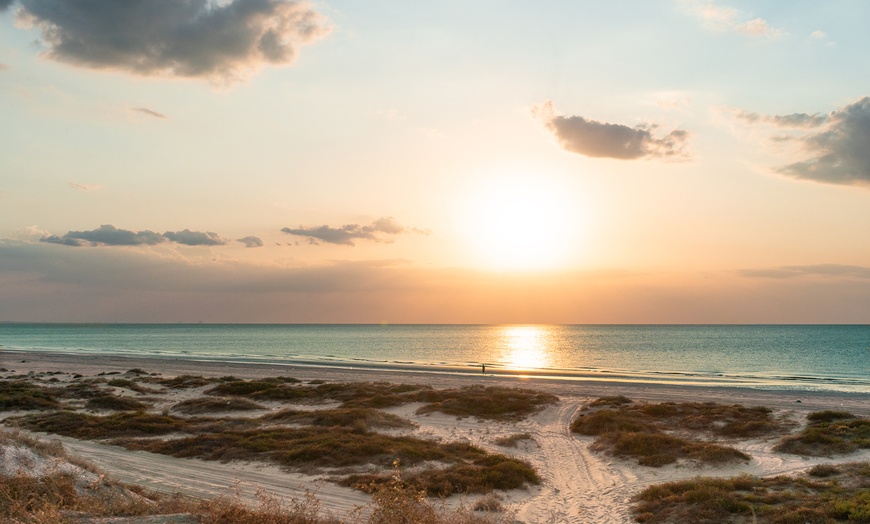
[1,324,869,392]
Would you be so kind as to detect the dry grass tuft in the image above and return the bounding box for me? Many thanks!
[633,463,870,523]
[571,399,781,467]
[0,380,62,410]
[493,433,533,448]
[774,411,870,457]
[262,407,414,430]
[172,397,267,415]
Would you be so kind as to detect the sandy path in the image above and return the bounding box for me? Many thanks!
[34,432,369,518]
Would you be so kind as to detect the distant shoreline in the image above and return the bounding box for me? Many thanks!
[5,349,870,407]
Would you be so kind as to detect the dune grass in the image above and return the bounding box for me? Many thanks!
[84,394,151,412]
[633,463,870,523]
[262,407,414,430]
[493,433,534,448]
[172,397,267,415]
[774,411,870,456]
[571,398,782,467]
[201,378,557,421]
[9,410,256,439]
[0,380,61,410]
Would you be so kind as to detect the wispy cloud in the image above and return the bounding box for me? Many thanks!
[532,101,689,160]
[739,264,870,280]
[41,224,226,247]
[729,109,829,128]
[132,107,168,120]
[281,217,429,246]
[682,1,784,38]
[732,97,870,187]
[13,0,331,84]
[69,182,103,192]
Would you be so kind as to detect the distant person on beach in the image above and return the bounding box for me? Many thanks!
[481,363,486,374]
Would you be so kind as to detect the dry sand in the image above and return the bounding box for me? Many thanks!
[3,350,870,524]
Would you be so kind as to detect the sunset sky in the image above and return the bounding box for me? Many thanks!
[2,0,869,323]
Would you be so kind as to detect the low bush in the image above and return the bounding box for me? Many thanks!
[774,411,870,456]
[633,464,870,523]
[0,380,61,410]
[172,397,266,415]
[84,394,150,411]
[262,407,413,430]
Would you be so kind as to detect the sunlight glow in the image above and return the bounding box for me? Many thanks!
[461,174,580,269]
[499,325,552,369]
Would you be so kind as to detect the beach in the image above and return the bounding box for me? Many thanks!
[3,349,870,524]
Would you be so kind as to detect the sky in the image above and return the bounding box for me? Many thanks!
[1,0,869,324]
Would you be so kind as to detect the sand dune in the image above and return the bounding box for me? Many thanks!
[4,350,870,523]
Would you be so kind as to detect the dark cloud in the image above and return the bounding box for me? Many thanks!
[533,100,689,160]
[0,0,13,11]
[40,225,229,247]
[739,264,870,279]
[282,217,425,246]
[237,236,264,248]
[132,107,168,119]
[41,224,165,247]
[163,229,225,246]
[775,97,870,186]
[15,0,330,83]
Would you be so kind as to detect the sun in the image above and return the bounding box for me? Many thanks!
[461,175,579,269]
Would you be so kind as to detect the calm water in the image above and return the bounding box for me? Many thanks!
[2,324,869,392]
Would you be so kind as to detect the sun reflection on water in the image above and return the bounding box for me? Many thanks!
[499,325,553,370]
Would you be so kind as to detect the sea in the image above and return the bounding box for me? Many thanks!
[1,324,869,393]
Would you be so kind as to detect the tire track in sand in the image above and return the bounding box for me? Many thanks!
[514,400,635,524]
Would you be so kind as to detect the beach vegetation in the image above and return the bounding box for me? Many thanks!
[8,410,255,439]
[172,397,267,414]
[589,395,633,407]
[147,374,229,389]
[199,378,556,421]
[493,433,534,448]
[633,462,870,523]
[414,386,558,421]
[572,399,783,467]
[0,380,61,410]
[262,407,414,430]
[774,411,870,456]
[84,394,150,411]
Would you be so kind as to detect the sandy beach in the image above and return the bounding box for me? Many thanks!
[3,349,870,524]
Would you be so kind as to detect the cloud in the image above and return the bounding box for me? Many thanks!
[684,1,784,38]
[237,236,264,248]
[0,61,7,70]
[40,224,228,247]
[739,264,870,280]
[533,101,689,160]
[163,229,225,246]
[41,224,165,247]
[735,97,870,186]
[0,0,13,11]
[69,182,103,191]
[810,30,826,40]
[14,0,330,84]
[281,216,426,246]
[132,107,168,119]
[730,109,829,128]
